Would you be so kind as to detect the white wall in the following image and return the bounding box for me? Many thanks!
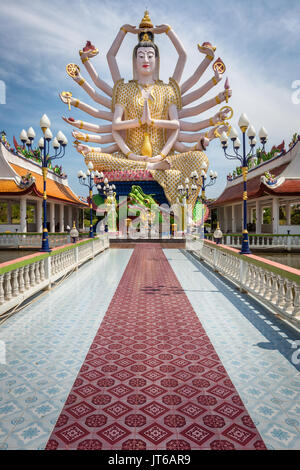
[278,225,300,235]
[0,224,21,232]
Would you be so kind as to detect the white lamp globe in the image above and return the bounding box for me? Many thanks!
[38,138,44,149]
[53,137,60,149]
[40,114,51,130]
[220,131,228,143]
[229,127,238,140]
[27,127,36,140]
[238,113,250,130]
[259,127,268,139]
[20,129,28,142]
[56,131,65,144]
[234,137,241,148]
[44,128,53,140]
[247,125,256,138]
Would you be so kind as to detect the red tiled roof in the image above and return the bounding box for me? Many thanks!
[212,163,290,207]
[8,164,86,206]
[268,180,300,194]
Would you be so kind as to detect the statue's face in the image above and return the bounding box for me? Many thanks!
[136,47,156,77]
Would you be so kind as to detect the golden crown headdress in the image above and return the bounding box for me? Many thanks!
[139,10,153,29]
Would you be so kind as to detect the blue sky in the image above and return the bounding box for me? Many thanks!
[0,0,300,199]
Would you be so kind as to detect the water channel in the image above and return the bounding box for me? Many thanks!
[252,252,300,270]
[0,249,36,263]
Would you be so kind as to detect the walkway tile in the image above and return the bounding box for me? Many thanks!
[46,244,266,450]
[0,249,132,450]
[165,249,300,449]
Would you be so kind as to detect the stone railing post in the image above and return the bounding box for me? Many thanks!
[283,280,294,315]
[213,246,218,271]
[75,245,79,269]
[0,274,4,304]
[44,257,52,290]
[11,270,19,297]
[292,283,300,318]
[239,259,247,292]
[4,272,12,301]
[18,267,25,293]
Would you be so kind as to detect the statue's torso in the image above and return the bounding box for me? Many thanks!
[113,79,181,156]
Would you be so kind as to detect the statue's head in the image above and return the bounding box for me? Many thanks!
[133,30,160,80]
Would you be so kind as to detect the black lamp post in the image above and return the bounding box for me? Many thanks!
[20,116,67,252]
[78,163,115,237]
[220,113,268,254]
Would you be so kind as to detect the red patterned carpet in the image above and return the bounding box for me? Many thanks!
[46,244,266,450]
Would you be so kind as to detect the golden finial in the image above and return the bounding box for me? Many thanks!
[139,10,153,29]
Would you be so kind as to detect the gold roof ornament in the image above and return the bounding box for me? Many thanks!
[139,10,153,29]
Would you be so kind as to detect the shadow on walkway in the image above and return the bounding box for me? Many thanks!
[179,250,300,372]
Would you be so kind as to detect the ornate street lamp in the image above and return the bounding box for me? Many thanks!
[176,170,217,235]
[78,163,115,237]
[190,170,217,237]
[20,115,67,252]
[220,113,268,254]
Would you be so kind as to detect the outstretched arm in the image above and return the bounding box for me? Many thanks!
[180,44,216,95]
[79,46,113,97]
[60,93,113,121]
[72,131,114,144]
[153,24,187,84]
[179,89,232,119]
[69,71,112,109]
[174,124,229,152]
[74,142,118,155]
[62,116,112,134]
[107,24,141,83]
[180,107,232,132]
[182,68,222,107]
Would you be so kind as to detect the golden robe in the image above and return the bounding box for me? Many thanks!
[84,79,208,208]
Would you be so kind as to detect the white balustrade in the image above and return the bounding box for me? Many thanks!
[0,235,109,316]
[193,240,300,329]
[209,233,300,250]
[0,233,75,248]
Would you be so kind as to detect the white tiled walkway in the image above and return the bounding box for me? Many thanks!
[0,249,133,450]
[0,247,299,450]
[165,249,300,450]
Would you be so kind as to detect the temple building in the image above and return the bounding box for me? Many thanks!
[212,137,300,234]
[0,137,87,233]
